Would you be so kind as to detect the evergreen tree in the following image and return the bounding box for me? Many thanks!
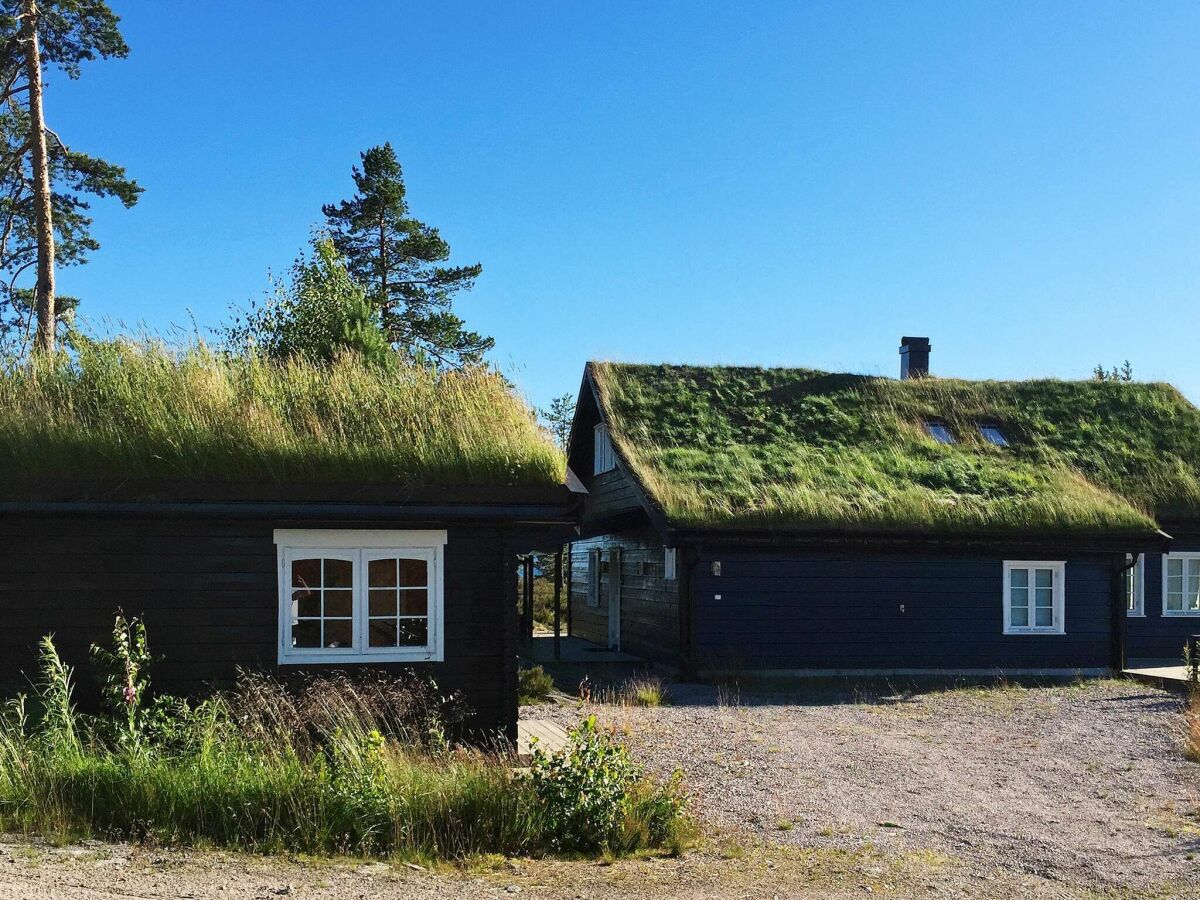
[539,394,576,452]
[322,143,490,367]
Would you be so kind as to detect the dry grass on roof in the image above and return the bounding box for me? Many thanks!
[590,362,1200,534]
[0,341,565,487]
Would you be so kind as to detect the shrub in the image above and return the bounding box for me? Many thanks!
[518,666,556,705]
[527,715,687,853]
[1186,691,1200,764]
[0,620,688,859]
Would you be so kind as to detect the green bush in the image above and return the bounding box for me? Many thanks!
[518,666,555,705]
[0,620,688,860]
[527,715,687,853]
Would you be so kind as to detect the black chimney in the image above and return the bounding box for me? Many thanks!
[899,336,931,379]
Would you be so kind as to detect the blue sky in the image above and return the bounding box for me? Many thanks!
[47,1,1200,407]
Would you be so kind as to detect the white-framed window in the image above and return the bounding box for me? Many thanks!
[1003,561,1065,635]
[593,423,616,475]
[1162,553,1200,616]
[664,547,678,581]
[587,548,601,607]
[274,529,446,664]
[1125,553,1145,617]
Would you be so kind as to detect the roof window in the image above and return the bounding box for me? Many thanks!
[925,421,955,444]
[978,424,1008,446]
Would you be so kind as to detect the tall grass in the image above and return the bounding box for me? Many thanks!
[0,340,564,486]
[591,362,1191,533]
[0,632,687,859]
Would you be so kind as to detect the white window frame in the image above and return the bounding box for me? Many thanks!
[1125,553,1145,617]
[593,423,616,475]
[1162,552,1200,617]
[274,529,447,664]
[1002,560,1065,635]
[664,547,678,581]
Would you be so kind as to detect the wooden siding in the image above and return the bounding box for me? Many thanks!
[583,468,644,524]
[0,514,523,738]
[1127,547,1200,660]
[690,549,1115,671]
[568,530,681,661]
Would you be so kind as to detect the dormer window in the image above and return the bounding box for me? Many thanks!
[978,424,1008,446]
[593,423,616,474]
[925,421,955,444]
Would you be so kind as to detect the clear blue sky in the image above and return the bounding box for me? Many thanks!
[48,1,1200,407]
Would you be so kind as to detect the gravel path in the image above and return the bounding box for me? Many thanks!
[533,678,1200,891]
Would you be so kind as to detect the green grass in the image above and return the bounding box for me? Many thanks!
[518,666,556,705]
[0,340,565,486]
[0,636,687,860]
[591,362,1200,533]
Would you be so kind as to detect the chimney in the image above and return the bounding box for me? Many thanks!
[899,336,931,379]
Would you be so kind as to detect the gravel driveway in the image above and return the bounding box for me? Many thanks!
[534,677,1200,892]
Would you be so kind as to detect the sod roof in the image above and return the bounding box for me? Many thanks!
[589,362,1200,536]
[0,342,566,491]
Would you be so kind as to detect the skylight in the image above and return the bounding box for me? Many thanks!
[979,424,1008,446]
[925,421,955,444]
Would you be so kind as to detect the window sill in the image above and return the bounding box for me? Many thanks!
[1162,610,1200,618]
[1126,612,1146,618]
[279,649,442,665]
[1003,628,1065,636]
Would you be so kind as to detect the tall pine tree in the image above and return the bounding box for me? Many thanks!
[322,144,490,367]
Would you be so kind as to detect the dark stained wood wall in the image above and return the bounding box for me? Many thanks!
[568,529,681,661]
[1126,545,1200,661]
[0,514,523,738]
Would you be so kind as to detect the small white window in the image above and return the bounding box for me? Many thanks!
[664,547,678,581]
[1125,553,1145,617]
[587,548,601,607]
[593,423,616,475]
[274,530,446,664]
[1003,561,1065,634]
[1163,553,1200,616]
[978,424,1008,446]
[925,421,955,444]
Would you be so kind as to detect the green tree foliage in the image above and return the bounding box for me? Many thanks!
[539,393,576,452]
[225,238,392,366]
[322,143,490,367]
[0,1,141,354]
[1092,360,1133,382]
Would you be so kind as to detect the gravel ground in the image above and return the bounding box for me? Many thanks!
[535,677,1200,891]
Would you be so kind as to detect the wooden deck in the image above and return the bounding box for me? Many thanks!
[516,718,569,764]
[1124,659,1193,692]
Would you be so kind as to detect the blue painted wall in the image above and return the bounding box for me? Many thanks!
[1127,549,1200,661]
[691,549,1114,671]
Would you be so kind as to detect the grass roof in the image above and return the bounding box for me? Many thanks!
[590,362,1200,535]
[0,342,565,488]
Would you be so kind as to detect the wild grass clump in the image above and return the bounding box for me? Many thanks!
[1185,692,1200,764]
[0,619,688,859]
[518,666,556,705]
[0,339,564,486]
[578,675,667,708]
[591,362,1198,532]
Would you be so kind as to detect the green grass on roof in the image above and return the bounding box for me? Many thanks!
[591,362,1200,534]
[0,341,565,487]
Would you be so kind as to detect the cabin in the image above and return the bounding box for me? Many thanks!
[566,339,1200,676]
[0,349,575,739]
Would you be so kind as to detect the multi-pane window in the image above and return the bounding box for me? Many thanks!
[1125,553,1144,616]
[1163,553,1200,616]
[1003,561,1065,634]
[594,423,616,474]
[275,531,445,663]
[978,424,1008,446]
[925,421,955,444]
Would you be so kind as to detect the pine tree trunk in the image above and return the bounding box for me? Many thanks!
[22,0,55,355]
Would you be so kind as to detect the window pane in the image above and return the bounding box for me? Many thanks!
[369,589,396,617]
[323,619,352,648]
[398,619,428,646]
[1168,557,1183,578]
[369,619,398,647]
[1168,592,1183,611]
[1011,607,1029,627]
[293,590,320,618]
[292,620,321,648]
[324,558,353,588]
[1010,587,1028,608]
[1010,568,1029,588]
[1034,568,1053,588]
[1035,587,1053,609]
[292,558,321,589]
[324,590,353,617]
[400,589,428,616]
[399,559,428,587]
[1034,606,1053,627]
[368,558,397,587]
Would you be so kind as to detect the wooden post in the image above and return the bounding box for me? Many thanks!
[553,547,563,660]
[565,543,573,637]
[522,555,534,644]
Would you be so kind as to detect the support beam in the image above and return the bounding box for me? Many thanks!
[553,547,563,660]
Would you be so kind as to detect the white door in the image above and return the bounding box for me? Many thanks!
[607,548,621,650]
